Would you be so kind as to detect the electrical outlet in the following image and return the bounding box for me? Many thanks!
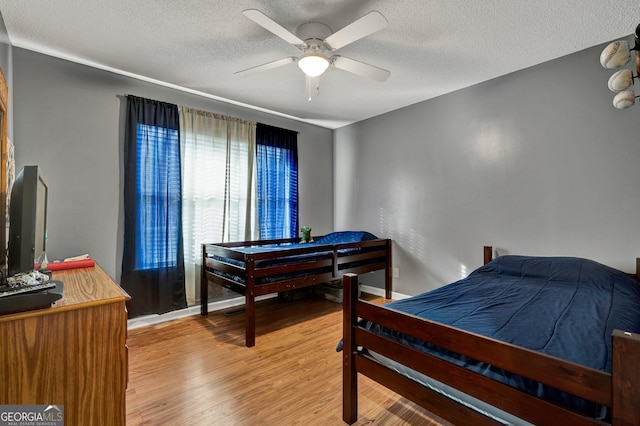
[392,267,400,278]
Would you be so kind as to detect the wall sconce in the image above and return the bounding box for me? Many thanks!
[601,24,640,110]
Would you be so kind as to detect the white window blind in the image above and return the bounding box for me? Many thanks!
[180,107,257,305]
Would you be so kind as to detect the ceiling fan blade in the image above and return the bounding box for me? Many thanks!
[235,57,296,77]
[324,11,388,50]
[242,9,305,46]
[331,56,390,82]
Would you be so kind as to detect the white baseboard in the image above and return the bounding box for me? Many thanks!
[360,284,410,301]
[127,285,410,330]
[127,293,277,330]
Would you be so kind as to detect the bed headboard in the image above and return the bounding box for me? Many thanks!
[483,246,492,265]
[483,245,640,281]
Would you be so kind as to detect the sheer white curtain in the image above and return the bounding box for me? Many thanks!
[179,107,258,305]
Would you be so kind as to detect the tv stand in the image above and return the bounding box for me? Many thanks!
[0,265,130,426]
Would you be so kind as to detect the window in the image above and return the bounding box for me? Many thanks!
[256,135,298,239]
[135,123,182,270]
[124,99,299,314]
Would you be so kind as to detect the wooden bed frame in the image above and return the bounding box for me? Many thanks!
[343,247,640,425]
[201,235,392,347]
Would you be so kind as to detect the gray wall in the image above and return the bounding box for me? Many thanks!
[12,47,334,283]
[335,40,640,296]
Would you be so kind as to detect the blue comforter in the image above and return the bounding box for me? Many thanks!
[210,231,379,284]
[230,230,379,255]
[366,255,640,419]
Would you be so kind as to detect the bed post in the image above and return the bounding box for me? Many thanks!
[385,239,392,299]
[343,273,359,424]
[611,330,640,425]
[246,257,256,347]
[483,246,492,265]
[245,293,256,347]
[201,244,208,316]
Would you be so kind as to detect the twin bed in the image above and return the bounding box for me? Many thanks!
[201,233,640,423]
[200,231,392,347]
[342,247,640,425]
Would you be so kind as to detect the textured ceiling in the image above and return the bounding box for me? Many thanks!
[0,1,639,129]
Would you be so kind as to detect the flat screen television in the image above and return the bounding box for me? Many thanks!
[7,165,48,278]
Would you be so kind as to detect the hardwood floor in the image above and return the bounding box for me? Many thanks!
[126,293,452,425]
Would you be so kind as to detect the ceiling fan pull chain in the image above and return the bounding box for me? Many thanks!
[305,75,320,101]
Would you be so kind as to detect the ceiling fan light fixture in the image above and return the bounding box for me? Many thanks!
[297,52,330,77]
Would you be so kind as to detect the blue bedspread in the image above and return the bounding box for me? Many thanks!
[367,255,640,419]
[210,231,380,284]
[230,231,378,255]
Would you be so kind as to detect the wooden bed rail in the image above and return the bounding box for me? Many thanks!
[343,270,640,425]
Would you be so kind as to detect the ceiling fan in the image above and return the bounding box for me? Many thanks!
[236,9,391,100]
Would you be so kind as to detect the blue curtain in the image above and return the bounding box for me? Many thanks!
[256,123,298,239]
[121,95,186,318]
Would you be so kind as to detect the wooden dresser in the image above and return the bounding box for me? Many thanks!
[0,265,130,426]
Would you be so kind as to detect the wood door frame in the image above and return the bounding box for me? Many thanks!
[0,67,8,275]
